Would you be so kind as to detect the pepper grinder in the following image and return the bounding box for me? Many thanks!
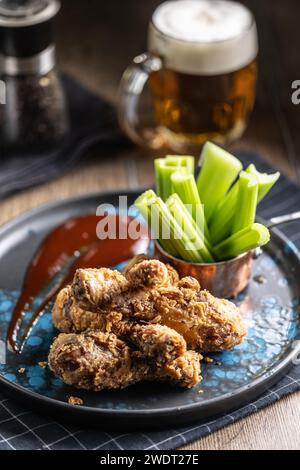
[0,0,69,152]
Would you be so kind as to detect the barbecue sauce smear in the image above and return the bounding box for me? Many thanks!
[7,214,149,352]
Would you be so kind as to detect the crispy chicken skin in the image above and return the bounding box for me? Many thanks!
[73,268,129,310]
[48,331,146,390]
[122,256,180,286]
[153,285,246,351]
[71,260,246,352]
[124,259,172,288]
[161,350,201,388]
[114,322,187,365]
[53,286,107,333]
[48,330,201,390]
[50,258,246,391]
[53,287,187,365]
[53,285,122,334]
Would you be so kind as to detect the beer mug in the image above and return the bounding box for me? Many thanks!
[118,0,258,153]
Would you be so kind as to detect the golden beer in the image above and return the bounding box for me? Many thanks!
[119,0,258,152]
[149,61,257,149]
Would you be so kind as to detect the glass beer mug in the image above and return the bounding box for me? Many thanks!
[118,0,258,153]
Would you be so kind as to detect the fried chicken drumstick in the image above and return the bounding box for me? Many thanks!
[71,259,246,352]
[51,283,202,389]
[49,258,246,391]
[48,330,201,390]
[53,286,187,365]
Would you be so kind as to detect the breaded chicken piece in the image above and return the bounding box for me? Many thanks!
[73,268,129,311]
[71,260,246,352]
[53,286,107,333]
[161,350,202,388]
[48,330,201,390]
[153,279,246,351]
[73,259,179,312]
[48,330,145,390]
[124,258,179,288]
[53,287,186,365]
[113,322,187,365]
[122,255,179,286]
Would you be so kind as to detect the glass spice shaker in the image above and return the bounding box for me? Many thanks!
[0,0,69,153]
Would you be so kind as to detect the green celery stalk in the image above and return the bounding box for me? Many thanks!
[154,158,188,201]
[135,190,201,261]
[166,194,214,263]
[165,155,195,174]
[154,159,174,201]
[246,164,280,203]
[135,190,178,256]
[232,171,258,234]
[209,182,239,245]
[134,189,156,223]
[171,172,211,243]
[213,223,270,261]
[196,142,243,223]
[151,197,204,262]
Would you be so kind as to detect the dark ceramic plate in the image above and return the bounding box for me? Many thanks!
[0,191,299,430]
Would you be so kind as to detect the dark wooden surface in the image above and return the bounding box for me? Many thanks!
[1,0,299,450]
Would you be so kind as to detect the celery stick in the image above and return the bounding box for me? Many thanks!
[154,159,188,201]
[150,197,197,259]
[246,164,280,203]
[166,194,214,263]
[171,172,211,244]
[135,190,201,261]
[232,171,258,234]
[151,197,203,262]
[135,189,156,224]
[213,223,270,261]
[135,190,178,256]
[165,155,195,174]
[154,159,173,200]
[209,182,239,245]
[196,142,243,222]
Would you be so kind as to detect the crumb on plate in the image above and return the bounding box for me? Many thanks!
[254,274,267,284]
[68,396,83,406]
[204,357,214,363]
[38,361,48,369]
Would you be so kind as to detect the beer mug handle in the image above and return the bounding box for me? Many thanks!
[118,53,163,147]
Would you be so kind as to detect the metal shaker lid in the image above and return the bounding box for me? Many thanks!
[0,0,60,26]
[0,0,60,57]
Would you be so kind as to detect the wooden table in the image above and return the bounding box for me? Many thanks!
[2,0,299,450]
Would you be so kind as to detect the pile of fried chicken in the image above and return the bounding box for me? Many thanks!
[48,257,247,391]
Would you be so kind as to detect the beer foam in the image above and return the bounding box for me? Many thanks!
[148,0,258,75]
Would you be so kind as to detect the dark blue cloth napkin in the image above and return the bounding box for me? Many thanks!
[0,151,299,450]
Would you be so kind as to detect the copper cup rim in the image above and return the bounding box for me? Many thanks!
[154,240,253,267]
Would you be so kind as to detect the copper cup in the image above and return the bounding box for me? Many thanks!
[154,241,254,298]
